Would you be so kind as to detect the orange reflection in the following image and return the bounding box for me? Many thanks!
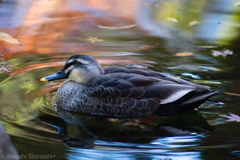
[10,61,65,76]
[1,0,139,57]
[39,83,62,96]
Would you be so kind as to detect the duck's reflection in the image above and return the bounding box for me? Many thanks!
[39,107,214,149]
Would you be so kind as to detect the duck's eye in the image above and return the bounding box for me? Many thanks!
[73,60,78,64]
[65,59,86,70]
[72,60,84,66]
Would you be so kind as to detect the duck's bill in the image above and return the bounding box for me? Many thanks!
[40,69,68,82]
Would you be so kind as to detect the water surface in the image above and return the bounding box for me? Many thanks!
[1,0,240,159]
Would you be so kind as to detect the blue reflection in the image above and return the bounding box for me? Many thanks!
[67,147,201,160]
[197,0,233,41]
[66,135,202,160]
[151,135,201,148]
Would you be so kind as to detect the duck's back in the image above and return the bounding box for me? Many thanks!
[103,66,211,90]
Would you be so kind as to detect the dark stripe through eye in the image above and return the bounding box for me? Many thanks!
[64,60,83,70]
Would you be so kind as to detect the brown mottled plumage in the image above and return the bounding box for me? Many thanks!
[41,54,218,117]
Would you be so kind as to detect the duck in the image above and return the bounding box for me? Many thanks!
[40,54,218,117]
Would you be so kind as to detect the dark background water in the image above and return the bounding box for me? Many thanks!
[0,0,240,159]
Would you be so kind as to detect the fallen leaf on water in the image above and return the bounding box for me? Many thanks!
[123,122,139,126]
[133,119,141,123]
[220,113,240,122]
[2,113,8,117]
[108,118,121,123]
[189,20,199,26]
[211,49,233,57]
[0,32,20,45]
[197,45,219,49]
[193,80,222,84]
[0,65,12,72]
[166,17,178,22]
[97,24,137,30]
[137,44,156,51]
[224,92,240,97]
[174,52,194,57]
[87,37,104,43]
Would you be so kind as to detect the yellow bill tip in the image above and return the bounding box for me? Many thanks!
[40,77,49,82]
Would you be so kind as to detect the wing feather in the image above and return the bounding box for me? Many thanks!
[87,73,196,105]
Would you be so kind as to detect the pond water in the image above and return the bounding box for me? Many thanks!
[1,0,240,159]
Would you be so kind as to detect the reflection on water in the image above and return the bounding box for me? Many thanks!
[1,0,240,159]
[39,107,212,159]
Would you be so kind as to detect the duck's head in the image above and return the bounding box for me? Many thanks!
[40,54,104,84]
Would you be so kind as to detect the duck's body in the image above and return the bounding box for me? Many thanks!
[41,54,217,117]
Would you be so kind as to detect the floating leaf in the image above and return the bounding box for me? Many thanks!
[0,65,12,72]
[193,80,221,84]
[166,17,178,22]
[2,113,8,117]
[197,45,219,49]
[174,52,194,57]
[220,113,240,122]
[123,122,139,126]
[137,45,156,51]
[199,66,222,71]
[108,118,121,123]
[0,32,20,45]
[224,92,240,97]
[97,24,137,30]
[189,20,199,26]
[87,37,104,43]
[211,49,233,57]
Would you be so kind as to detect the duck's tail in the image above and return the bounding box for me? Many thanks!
[154,90,218,116]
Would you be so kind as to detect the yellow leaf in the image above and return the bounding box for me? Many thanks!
[193,80,221,84]
[166,17,178,22]
[189,20,199,26]
[174,52,194,57]
[197,46,218,49]
[0,32,20,45]
[87,37,104,43]
[108,118,121,122]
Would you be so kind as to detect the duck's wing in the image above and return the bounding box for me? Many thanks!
[86,73,198,116]
[103,66,210,91]
[87,72,197,104]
